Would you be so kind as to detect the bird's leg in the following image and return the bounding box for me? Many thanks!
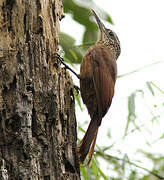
[56,54,80,79]
[56,54,80,94]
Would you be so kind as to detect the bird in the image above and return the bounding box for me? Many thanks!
[57,9,121,165]
[76,9,121,165]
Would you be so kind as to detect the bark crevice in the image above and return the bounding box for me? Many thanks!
[0,0,80,179]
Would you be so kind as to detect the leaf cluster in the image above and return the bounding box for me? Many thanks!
[60,0,113,64]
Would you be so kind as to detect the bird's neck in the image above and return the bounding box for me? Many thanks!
[96,41,118,60]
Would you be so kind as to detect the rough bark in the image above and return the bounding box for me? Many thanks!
[0,0,80,179]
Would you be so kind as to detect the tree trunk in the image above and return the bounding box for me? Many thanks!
[0,0,80,179]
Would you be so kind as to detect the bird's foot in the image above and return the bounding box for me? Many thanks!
[56,54,80,79]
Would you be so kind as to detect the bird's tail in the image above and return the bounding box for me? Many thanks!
[76,118,99,165]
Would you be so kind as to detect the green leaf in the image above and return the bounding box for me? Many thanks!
[128,170,137,180]
[146,81,155,96]
[63,0,94,27]
[118,61,161,78]
[149,82,164,95]
[128,93,136,118]
[98,167,108,180]
[59,32,84,63]
[122,154,128,173]
[106,14,114,24]
[124,92,136,136]
[107,129,111,139]
[96,8,114,24]
[156,133,164,141]
[80,166,89,180]
[124,90,144,136]
[140,175,151,180]
[83,29,97,49]
[78,126,86,133]
[64,0,113,26]
[90,158,99,179]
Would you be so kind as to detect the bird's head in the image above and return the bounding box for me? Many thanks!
[92,9,121,59]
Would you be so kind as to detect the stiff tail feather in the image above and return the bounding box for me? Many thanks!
[87,127,98,165]
[76,118,99,164]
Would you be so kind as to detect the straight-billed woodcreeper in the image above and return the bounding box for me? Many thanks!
[76,10,121,164]
[58,9,121,165]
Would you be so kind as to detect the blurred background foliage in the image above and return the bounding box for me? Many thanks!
[60,0,164,179]
[59,0,113,64]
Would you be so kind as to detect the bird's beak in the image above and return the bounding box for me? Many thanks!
[91,9,106,33]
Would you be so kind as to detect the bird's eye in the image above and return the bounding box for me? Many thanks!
[108,31,115,40]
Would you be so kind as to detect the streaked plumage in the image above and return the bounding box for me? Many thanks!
[76,10,121,164]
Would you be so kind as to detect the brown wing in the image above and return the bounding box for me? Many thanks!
[91,46,117,124]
